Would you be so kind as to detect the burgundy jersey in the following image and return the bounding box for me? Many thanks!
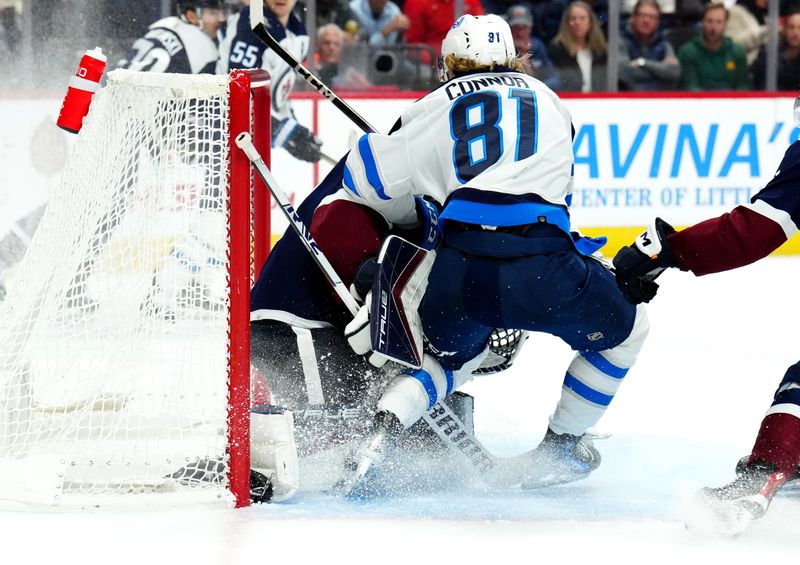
[669,141,800,276]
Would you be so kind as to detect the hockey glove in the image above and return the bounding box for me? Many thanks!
[349,257,379,303]
[612,217,677,304]
[412,197,441,251]
[345,236,435,369]
[391,197,441,251]
[271,116,322,163]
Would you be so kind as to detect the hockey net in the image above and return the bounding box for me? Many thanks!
[0,69,270,507]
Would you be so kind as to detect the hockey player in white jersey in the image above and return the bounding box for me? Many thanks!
[218,0,323,163]
[118,1,226,74]
[337,15,650,496]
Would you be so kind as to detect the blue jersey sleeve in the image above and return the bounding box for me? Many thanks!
[753,141,800,229]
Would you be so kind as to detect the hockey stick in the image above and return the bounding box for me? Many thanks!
[248,0,376,134]
[237,133,359,315]
[236,132,501,477]
[320,151,337,166]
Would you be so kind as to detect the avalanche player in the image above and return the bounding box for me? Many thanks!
[337,15,650,496]
[218,0,323,163]
[614,116,800,535]
[247,157,482,500]
[117,1,226,73]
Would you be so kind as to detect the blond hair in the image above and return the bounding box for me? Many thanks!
[552,1,607,58]
[444,54,526,77]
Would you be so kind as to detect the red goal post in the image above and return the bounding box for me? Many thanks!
[229,69,271,508]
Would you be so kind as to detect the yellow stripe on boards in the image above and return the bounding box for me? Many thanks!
[579,227,800,258]
[269,228,800,257]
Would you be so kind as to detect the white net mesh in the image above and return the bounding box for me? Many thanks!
[0,70,245,506]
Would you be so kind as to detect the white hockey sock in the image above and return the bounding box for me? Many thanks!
[550,304,650,435]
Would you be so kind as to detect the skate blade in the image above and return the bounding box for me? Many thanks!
[482,451,533,488]
[682,491,754,538]
[331,457,373,498]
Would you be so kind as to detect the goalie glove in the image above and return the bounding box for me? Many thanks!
[271,116,322,163]
[612,217,678,304]
[345,236,435,369]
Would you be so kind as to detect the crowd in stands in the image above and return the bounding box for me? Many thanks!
[3,0,798,92]
[300,0,800,92]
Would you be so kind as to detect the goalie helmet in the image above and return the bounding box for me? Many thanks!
[439,14,515,81]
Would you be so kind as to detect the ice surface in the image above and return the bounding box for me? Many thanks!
[1,257,799,563]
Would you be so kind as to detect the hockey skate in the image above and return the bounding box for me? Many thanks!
[685,460,790,537]
[335,411,403,498]
[735,455,800,483]
[520,429,601,489]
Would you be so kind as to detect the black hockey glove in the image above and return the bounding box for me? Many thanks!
[271,116,322,163]
[349,257,378,303]
[612,217,678,304]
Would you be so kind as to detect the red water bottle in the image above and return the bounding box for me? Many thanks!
[56,47,107,134]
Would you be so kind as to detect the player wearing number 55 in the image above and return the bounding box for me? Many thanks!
[338,14,650,496]
[218,0,324,163]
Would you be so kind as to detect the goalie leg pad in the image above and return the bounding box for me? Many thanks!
[250,405,300,502]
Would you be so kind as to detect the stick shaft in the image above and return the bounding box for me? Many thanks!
[235,133,359,316]
[248,1,376,134]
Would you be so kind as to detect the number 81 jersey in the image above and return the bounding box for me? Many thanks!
[342,71,575,228]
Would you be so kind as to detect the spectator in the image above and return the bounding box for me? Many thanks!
[678,3,750,90]
[311,0,361,40]
[533,0,573,47]
[0,0,20,54]
[315,23,371,87]
[402,0,485,63]
[622,0,676,14]
[548,0,607,92]
[752,9,800,90]
[618,0,681,90]
[726,0,768,65]
[350,0,410,45]
[505,4,560,90]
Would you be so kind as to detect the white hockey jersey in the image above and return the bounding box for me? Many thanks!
[117,17,219,74]
[218,6,309,121]
[342,71,575,231]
